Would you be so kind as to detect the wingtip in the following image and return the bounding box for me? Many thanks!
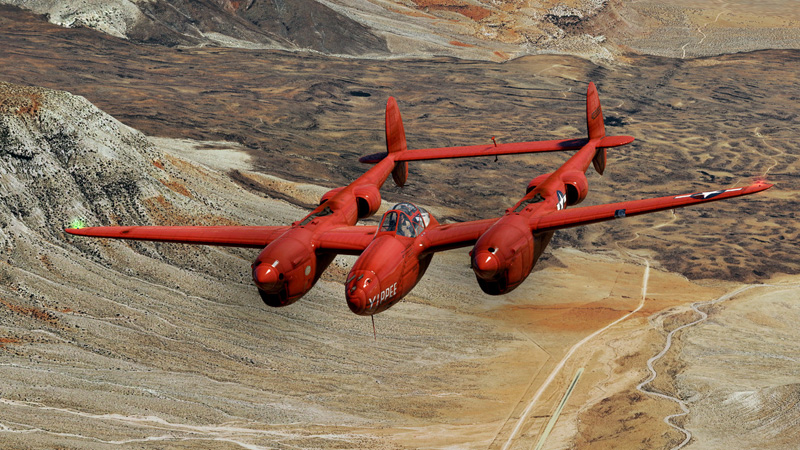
[745,179,773,194]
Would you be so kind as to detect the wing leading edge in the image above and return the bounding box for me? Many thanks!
[421,218,501,254]
[529,182,773,232]
[315,226,378,255]
[65,226,290,248]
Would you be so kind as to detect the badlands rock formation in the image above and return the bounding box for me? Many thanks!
[2,3,800,448]
[2,0,799,61]
[0,0,388,55]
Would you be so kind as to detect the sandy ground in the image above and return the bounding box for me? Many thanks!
[1,4,799,448]
[1,118,798,449]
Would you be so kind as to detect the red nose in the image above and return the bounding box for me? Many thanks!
[473,251,500,279]
[345,270,380,315]
[253,263,281,292]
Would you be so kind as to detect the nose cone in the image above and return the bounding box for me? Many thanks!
[345,270,380,315]
[473,251,500,280]
[253,263,281,292]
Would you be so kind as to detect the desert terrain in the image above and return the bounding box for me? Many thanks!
[1,2,799,450]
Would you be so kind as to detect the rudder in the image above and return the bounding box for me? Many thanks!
[586,82,605,140]
[385,96,409,186]
[586,82,607,175]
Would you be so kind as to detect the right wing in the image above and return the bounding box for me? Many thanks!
[421,218,501,254]
[65,225,290,248]
[530,182,772,232]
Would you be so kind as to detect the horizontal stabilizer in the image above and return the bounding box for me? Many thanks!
[360,138,589,164]
[359,136,634,164]
[598,135,634,148]
[65,225,289,248]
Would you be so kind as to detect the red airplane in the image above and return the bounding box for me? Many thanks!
[66,83,771,315]
[66,91,631,308]
[342,83,770,314]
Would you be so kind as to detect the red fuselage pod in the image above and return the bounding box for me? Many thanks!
[252,226,336,307]
[471,190,559,295]
[345,204,433,315]
[472,133,604,295]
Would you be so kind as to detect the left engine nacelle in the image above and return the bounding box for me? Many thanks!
[353,184,381,219]
[560,170,588,206]
[252,231,335,308]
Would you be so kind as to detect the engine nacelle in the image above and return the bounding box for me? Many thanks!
[471,214,535,296]
[320,187,345,205]
[252,230,335,308]
[353,184,381,219]
[526,173,552,194]
[560,170,589,206]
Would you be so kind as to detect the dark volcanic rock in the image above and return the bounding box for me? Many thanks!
[0,1,389,55]
[232,0,388,55]
[130,0,389,54]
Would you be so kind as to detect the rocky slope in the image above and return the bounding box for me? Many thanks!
[2,7,795,283]
[2,1,799,61]
[0,0,388,56]
[0,79,541,449]
[0,81,161,249]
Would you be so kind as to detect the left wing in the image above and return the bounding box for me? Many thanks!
[529,182,772,232]
[65,225,290,248]
[66,224,379,255]
[315,226,378,255]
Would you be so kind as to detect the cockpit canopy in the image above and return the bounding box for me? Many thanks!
[378,202,430,238]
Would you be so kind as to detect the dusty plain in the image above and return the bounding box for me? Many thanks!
[1,3,800,450]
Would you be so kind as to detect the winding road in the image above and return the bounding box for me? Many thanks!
[635,285,757,449]
[499,256,651,450]
[635,280,800,449]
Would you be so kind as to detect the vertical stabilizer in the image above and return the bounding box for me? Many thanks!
[586,82,607,175]
[385,97,408,186]
[586,82,605,140]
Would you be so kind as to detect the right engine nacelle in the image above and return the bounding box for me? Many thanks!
[560,170,588,206]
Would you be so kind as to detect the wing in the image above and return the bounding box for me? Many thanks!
[315,226,378,255]
[65,225,290,248]
[313,218,501,256]
[421,218,500,254]
[359,136,634,163]
[529,182,772,232]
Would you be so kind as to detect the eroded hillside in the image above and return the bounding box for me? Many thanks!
[3,1,798,61]
[1,7,796,282]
